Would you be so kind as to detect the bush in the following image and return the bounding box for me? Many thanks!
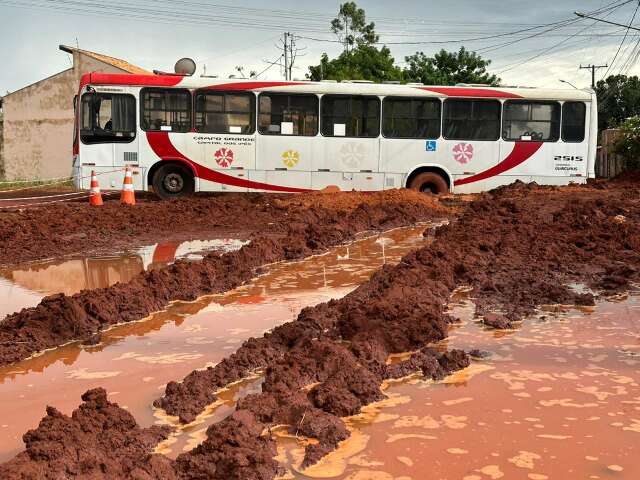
[614,116,640,170]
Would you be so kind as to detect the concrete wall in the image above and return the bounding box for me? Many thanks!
[0,110,4,178]
[1,52,129,180]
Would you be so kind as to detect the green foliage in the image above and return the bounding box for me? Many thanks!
[613,116,640,170]
[403,48,500,86]
[309,2,498,85]
[330,2,378,52]
[308,45,402,82]
[595,75,640,130]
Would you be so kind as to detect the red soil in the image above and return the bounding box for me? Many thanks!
[2,180,640,479]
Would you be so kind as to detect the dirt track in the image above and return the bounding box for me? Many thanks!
[1,180,640,479]
[0,190,450,366]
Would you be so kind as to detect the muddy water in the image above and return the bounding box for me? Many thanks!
[277,292,640,480]
[0,225,431,462]
[0,238,247,319]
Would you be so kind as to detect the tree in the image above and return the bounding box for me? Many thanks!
[330,2,378,53]
[308,45,402,82]
[613,116,640,170]
[308,2,400,82]
[595,75,640,130]
[403,47,500,86]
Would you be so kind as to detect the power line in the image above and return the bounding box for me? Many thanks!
[601,0,640,78]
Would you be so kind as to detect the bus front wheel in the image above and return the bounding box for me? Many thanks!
[152,163,195,199]
[408,172,449,195]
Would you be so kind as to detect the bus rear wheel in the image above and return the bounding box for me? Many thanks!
[408,172,449,195]
[152,163,195,199]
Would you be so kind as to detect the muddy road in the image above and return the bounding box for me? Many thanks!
[0,190,450,366]
[0,182,639,479]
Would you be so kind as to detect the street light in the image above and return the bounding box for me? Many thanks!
[559,79,578,89]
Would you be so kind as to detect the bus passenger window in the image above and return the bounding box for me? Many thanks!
[141,88,191,133]
[321,95,380,138]
[195,92,255,134]
[562,102,586,143]
[443,99,500,141]
[80,93,136,144]
[258,93,318,136]
[503,101,560,142]
[382,97,441,139]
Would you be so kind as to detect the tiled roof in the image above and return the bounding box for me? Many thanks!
[59,45,151,75]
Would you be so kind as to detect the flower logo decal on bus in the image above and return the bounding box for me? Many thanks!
[340,143,366,168]
[282,150,300,168]
[214,148,234,168]
[453,143,474,165]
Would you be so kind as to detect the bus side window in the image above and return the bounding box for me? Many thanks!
[562,102,586,143]
[258,93,318,136]
[321,95,380,138]
[141,88,191,133]
[443,99,500,141]
[382,97,441,139]
[195,91,255,134]
[80,92,136,144]
[503,100,560,142]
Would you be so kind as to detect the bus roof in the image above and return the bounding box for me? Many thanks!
[80,72,593,102]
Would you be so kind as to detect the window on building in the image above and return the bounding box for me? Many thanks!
[258,93,318,136]
[80,93,136,144]
[382,97,441,139]
[195,91,255,134]
[443,99,501,141]
[503,101,560,142]
[141,88,191,132]
[562,102,586,143]
[321,95,380,138]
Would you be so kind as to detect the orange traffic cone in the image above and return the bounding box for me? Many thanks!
[120,167,136,205]
[89,170,103,206]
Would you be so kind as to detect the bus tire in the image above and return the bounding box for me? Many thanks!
[152,163,195,199]
[408,172,449,195]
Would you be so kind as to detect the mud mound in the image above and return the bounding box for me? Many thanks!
[0,190,449,266]
[0,191,448,367]
[0,388,174,479]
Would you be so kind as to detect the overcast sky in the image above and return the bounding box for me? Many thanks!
[1,0,639,94]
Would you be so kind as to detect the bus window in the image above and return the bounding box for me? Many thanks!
[382,97,441,139]
[503,101,560,142]
[562,102,586,143]
[141,88,191,133]
[258,93,318,136]
[195,91,255,135]
[443,99,500,141]
[321,95,380,138]
[80,93,136,144]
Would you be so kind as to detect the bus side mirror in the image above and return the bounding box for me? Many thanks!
[73,95,78,112]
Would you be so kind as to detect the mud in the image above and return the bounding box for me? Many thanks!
[0,190,447,366]
[2,180,640,479]
[0,190,446,267]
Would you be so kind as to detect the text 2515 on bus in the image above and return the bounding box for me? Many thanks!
[74,73,596,198]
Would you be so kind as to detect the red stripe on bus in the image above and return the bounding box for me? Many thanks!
[202,81,308,91]
[146,132,311,193]
[80,73,184,90]
[417,87,523,99]
[454,142,543,186]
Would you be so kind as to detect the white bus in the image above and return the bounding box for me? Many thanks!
[73,73,596,198]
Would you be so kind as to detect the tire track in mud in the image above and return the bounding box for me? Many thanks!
[0,190,450,367]
[2,181,640,479]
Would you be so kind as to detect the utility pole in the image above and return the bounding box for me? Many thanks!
[283,32,290,81]
[579,64,608,88]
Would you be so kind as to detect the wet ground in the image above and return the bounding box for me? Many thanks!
[275,291,640,480]
[0,238,247,319]
[0,225,430,462]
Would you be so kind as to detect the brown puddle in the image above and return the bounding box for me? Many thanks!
[0,238,247,319]
[275,291,640,479]
[0,224,432,462]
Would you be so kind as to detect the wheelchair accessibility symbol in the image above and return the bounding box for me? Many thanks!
[426,141,437,152]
